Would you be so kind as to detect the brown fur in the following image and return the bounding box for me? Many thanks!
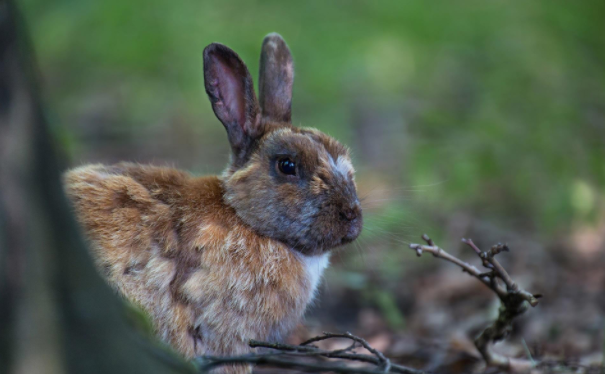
[63,34,361,374]
[65,164,312,372]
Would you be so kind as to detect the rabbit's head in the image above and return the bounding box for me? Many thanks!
[204,33,362,256]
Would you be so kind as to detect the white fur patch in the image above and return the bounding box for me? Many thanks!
[328,155,354,178]
[335,155,354,176]
[300,253,330,301]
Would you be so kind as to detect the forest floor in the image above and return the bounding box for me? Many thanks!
[257,216,605,374]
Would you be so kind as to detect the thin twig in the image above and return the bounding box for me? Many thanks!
[300,332,391,371]
[410,240,505,296]
[250,340,384,365]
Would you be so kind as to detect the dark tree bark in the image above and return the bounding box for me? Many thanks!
[0,1,194,373]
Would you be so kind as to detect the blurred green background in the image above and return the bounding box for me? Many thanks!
[20,0,605,335]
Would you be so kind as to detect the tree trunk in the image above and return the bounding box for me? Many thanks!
[0,1,194,373]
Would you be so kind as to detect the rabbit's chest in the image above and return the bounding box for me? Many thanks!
[178,226,329,335]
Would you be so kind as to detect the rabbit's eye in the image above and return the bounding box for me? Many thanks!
[277,158,296,176]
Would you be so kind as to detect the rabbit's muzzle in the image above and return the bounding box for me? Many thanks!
[340,203,363,244]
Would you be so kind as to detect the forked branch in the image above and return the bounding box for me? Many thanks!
[409,234,541,372]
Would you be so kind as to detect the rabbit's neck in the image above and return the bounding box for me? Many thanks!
[296,252,330,303]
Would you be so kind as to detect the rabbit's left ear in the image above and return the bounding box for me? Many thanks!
[204,43,262,167]
[259,33,294,123]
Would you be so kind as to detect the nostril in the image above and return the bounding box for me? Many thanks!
[340,208,357,222]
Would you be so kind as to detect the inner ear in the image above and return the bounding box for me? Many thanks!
[259,33,294,123]
[204,43,262,166]
[211,54,247,128]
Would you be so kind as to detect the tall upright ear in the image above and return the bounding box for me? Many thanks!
[204,43,262,167]
[258,33,294,123]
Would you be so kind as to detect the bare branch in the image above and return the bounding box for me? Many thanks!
[410,234,541,373]
[198,354,411,374]
[197,333,424,374]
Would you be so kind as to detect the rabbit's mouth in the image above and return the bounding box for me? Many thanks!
[290,213,363,256]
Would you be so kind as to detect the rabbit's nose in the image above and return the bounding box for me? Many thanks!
[340,204,361,222]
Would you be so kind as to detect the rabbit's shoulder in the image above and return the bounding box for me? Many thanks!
[63,163,226,274]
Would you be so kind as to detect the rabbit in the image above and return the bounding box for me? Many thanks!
[63,33,362,373]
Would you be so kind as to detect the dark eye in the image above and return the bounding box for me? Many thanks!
[277,158,296,176]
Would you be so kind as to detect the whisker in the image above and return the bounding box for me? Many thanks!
[358,179,449,196]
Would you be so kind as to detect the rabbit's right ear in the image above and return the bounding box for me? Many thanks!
[259,33,294,123]
[204,43,262,167]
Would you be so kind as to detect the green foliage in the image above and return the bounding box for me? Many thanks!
[21,0,605,239]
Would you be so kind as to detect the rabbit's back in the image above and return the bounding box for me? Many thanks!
[64,163,322,361]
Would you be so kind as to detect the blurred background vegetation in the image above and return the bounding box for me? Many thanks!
[18,0,605,368]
